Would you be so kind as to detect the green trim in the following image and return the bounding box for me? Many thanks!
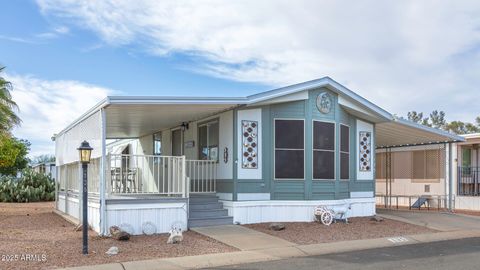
[304,92,313,199]
[232,108,238,201]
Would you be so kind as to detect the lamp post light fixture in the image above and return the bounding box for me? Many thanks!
[77,140,93,255]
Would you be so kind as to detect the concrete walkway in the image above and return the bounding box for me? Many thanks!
[191,225,295,251]
[377,209,480,231]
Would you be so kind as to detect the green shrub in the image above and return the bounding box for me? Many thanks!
[0,169,55,202]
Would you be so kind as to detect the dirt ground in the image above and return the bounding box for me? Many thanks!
[0,202,236,270]
[453,209,480,217]
[244,217,436,245]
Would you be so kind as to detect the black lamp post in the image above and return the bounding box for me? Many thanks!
[78,140,93,255]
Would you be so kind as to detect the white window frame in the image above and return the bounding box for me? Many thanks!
[273,118,305,180]
[340,123,350,180]
[153,131,162,156]
[198,119,220,162]
[312,119,336,181]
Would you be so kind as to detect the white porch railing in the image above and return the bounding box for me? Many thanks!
[186,160,217,193]
[107,154,217,196]
[108,154,186,196]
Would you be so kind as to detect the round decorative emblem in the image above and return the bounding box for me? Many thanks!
[316,92,332,114]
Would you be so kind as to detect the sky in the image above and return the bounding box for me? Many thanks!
[1,0,480,157]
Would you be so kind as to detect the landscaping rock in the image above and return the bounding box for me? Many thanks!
[109,225,131,241]
[370,215,384,222]
[74,224,93,232]
[167,227,183,244]
[105,246,118,256]
[269,223,285,231]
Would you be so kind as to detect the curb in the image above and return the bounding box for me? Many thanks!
[60,230,480,270]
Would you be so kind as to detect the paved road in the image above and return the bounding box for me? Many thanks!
[206,237,480,270]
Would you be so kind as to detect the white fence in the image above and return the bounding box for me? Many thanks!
[108,154,186,196]
[186,160,217,193]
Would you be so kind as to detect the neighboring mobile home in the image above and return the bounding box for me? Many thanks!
[54,77,463,235]
[376,133,480,211]
[32,162,56,180]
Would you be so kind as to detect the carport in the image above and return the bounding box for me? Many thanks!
[375,117,464,211]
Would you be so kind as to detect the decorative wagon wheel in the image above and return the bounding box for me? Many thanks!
[320,211,334,226]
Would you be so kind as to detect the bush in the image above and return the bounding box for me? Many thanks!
[0,169,55,202]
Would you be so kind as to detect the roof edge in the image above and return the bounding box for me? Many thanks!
[108,96,248,105]
[393,117,465,142]
[246,77,392,121]
[55,97,110,138]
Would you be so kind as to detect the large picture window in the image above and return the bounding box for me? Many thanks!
[313,121,335,180]
[340,124,350,180]
[274,119,304,179]
[198,121,219,161]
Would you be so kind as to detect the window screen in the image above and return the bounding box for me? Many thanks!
[412,149,442,180]
[376,152,385,179]
[274,120,304,179]
[313,121,335,180]
[340,125,349,180]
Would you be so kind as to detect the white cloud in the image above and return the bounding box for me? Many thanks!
[35,0,480,121]
[7,74,115,157]
[36,25,70,39]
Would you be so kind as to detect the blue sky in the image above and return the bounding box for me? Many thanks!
[0,1,266,96]
[1,1,480,156]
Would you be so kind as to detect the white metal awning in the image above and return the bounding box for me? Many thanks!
[376,118,464,148]
[104,100,243,138]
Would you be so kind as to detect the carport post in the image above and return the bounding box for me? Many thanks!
[448,142,453,211]
[99,108,107,236]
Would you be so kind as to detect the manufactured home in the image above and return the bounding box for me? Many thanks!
[376,133,480,211]
[54,77,463,235]
[32,162,56,180]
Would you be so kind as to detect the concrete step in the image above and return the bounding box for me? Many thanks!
[189,208,229,218]
[189,196,220,204]
[189,202,224,211]
[188,216,234,227]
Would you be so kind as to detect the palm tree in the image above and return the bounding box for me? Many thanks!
[0,66,20,133]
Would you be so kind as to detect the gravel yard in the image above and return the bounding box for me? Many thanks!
[0,202,237,270]
[244,217,436,245]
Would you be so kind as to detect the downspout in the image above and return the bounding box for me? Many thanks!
[99,108,107,235]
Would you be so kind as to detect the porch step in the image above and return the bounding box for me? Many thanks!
[188,193,233,228]
[189,208,229,218]
[188,216,234,227]
[189,202,224,211]
[189,196,220,203]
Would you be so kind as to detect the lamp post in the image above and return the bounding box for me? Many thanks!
[78,140,93,255]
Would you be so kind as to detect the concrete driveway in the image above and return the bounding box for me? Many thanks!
[377,209,480,231]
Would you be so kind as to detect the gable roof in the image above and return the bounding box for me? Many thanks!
[246,77,392,120]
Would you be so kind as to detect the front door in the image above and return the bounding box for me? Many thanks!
[172,129,182,156]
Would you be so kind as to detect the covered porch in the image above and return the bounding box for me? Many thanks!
[55,97,241,235]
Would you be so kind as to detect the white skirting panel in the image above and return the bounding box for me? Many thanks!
[455,196,480,211]
[217,193,233,201]
[221,198,375,224]
[105,202,188,235]
[57,194,101,233]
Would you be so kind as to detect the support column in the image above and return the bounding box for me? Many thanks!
[448,142,453,211]
[99,108,107,235]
